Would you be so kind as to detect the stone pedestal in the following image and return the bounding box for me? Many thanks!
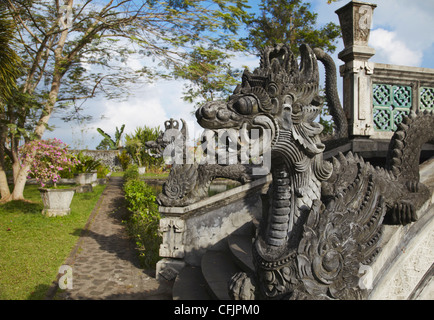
[75,184,93,193]
[336,1,377,137]
[75,172,97,186]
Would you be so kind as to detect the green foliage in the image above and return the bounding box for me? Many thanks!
[96,165,110,179]
[123,165,161,269]
[3,90,43,141]
[71,152,102,174]
[0,3,21,104]
[124,202,161,268]
[96,125,125,150]
[174,46,244,107]
[243,0,339,133]
[124,125,164,171]
[0,0,253,196]
[244,0,341,55]
[57,152,110,179]
[96,129,115,150]
[118,150,131,171]
[124,179,158,215]
[181,0,342,108]
[123,164,140,181]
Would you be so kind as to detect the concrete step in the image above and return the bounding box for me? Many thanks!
[228,234,254,273]
[171,221,257,301]
[172,265,211,300]
[201,250,241,300]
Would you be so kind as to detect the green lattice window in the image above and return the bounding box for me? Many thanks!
[420,87,434,110]
[373,84,412,131]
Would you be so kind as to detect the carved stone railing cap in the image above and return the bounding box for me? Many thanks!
[338,45,375,63]
[336,1,377,50]
[158,174,272,216]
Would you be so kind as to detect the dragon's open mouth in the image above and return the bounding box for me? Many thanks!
[198,113,279,165]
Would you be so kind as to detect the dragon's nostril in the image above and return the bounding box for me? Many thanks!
[217,109,230,121]
[200,104,217,119]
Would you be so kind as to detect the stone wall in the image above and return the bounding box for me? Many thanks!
[73,149,122,171]
[156,175,271,280]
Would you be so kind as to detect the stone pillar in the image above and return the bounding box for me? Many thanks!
[336,1,377,137]
[155,217,186,281]
[159,217,185,259]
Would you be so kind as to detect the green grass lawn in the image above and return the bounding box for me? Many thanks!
[110,170,169,179]
[142,172,169,179]
[110,171,124,177]
[0,184,106,300]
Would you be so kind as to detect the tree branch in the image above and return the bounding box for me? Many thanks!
[57,75,108,102]
[6,0,43,44]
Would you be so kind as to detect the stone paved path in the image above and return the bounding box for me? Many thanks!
[50,176,173,300]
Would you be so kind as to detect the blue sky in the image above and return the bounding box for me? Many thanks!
[43,0,434,149]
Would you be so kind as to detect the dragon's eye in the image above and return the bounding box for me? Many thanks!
[267,82,279,97]
[233,96,259,115]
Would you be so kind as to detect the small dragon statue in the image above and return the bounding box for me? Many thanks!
[145,118,254,207]
[194,44,434,300]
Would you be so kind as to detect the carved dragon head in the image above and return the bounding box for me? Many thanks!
[196,44,328,166]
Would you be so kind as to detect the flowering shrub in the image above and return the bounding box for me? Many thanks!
[19,138,80,187]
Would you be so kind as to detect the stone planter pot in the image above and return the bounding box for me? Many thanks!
[138,166,146,175]
[39,188,75,217]
[75,172,97,186]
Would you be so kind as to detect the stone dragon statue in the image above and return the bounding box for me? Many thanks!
[194,44,434,300]
[145,118,253,207]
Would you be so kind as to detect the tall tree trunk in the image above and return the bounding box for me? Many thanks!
[7,84,62,201]
[7,70,66,201]
[10,163,28,201]
[6,137,26,200]
[0,168,10,201]
[0,119,11,201]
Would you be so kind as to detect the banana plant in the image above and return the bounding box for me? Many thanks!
[96,124,125,150]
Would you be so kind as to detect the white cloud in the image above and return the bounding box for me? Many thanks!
[96,96,167,133]
[230,51,260,71]
[89,80,195,147]
[369,28,423,67]
[371,0,434,51]
[43,78,196,149]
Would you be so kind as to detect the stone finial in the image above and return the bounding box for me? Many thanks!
[336,1,377,62]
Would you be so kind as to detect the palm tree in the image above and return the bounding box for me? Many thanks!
[124,126,163,170]
[0,3,21,201]
[0,3,21,103]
